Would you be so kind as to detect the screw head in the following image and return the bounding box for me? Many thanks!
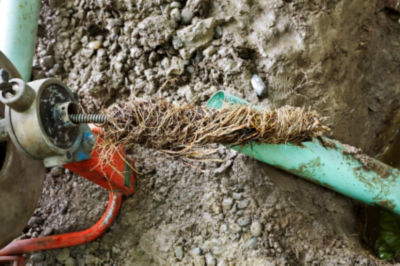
[0,69,9,84]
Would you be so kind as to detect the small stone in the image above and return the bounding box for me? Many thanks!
[88,40,102,50]
[175,245,184,260]
[230,223,241,233]
[170,8,181,22]
[237,199,248,209]
[42,227,54,236]
[203,46,216,57]
[40,55,54,69]
[50,166,63,177]
[205,253,216,266]
[171,1,182,8]
[250,220,263,237]
[232,192,242,200]
[181,8,194,24]
[191,247,203,256]
[251,74,267,96]
[56,248,71,263]
[30,253,45,263]
[186,65,195,73]
[246,237,258,249]
[237,216,251,227]
[172,35,184,50]
[222,197,233,211]
[28,216,43,227]
[194,256,206,266]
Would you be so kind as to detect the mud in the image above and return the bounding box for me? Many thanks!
[20,0,400,264]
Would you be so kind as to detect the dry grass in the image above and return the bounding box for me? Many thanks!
[99,98,329,160]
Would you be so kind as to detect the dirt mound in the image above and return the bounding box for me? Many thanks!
[22,0,400,264]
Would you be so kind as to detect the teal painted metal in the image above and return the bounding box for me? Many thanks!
[0,0,41,81]
[207,91,400,215]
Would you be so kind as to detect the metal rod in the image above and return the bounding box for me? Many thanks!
[0,0,41,81]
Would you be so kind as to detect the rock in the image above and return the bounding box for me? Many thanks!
[237,199,248,209]
[247,237,258,249]
[88,40,102,50]
[170,8,181,22]
[230,223,241,233]
[171,1,182,8]
[40,55,55,69]
[175,245,184,260]
[172,35,184,50]
[166,56,185,76]
[50,166,63,177]
[181,8,194,24]
[177,18,216,58]
[232,192,242,200]
[237,216,251,227]
[250,220,263,237]
[251,74,267,96]
[186,65,195,73]
[205,253,216,266]
[56,248,71,263]
[65,257,76,266]
[30,253,45,263]
[222,197,233,211]
[194,256,206,266]
[191,247,203,256]
[28,216,43,227]
[203,46,216,57]
[42,227,54,236]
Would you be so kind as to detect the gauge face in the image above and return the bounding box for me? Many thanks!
[39,83,79,149]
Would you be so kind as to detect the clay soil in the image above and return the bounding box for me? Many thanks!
[21,0,400,265]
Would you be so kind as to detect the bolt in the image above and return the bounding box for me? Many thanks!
[0,68,13,94]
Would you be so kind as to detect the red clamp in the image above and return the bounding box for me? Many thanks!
[0,126,135,256]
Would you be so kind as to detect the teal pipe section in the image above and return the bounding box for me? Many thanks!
[207,91,400,215]
[0,0,41,81]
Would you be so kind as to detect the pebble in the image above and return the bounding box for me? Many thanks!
[237,216,251,227]
[171,1,182,8]
[175,245,184,260]
[205,253,216,266]
[88,40,102,50]
[203,46,216,57]
[250,220,263,237]
[40,55,55,69]
[170,8,181,22]
[42,227,54,236]
[246,237,258,249]
[251,74,267,96]
[237,199,248,209]
[28,216,43,227]
[186,65,195,73]
[30,253,45,263]
[230,223,241,233]
[222,197,233,211]
[232,192,242,200]
[172,35,183,50]
[50,166,63,177]
[181,8,193,24]
[191,247,203,256]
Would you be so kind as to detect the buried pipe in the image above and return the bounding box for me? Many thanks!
[206,91,400,215]
[0,0,41,81]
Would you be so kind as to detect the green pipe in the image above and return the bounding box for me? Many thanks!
[0,0,41,81]
[207,91,400,215]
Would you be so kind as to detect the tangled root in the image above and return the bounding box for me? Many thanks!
[99,98,329,159]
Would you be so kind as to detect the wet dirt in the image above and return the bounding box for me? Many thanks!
[20,0,400,264]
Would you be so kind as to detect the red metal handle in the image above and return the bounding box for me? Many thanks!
[0,192,122,255]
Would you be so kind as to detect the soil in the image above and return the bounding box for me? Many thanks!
[18,0,400,265]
